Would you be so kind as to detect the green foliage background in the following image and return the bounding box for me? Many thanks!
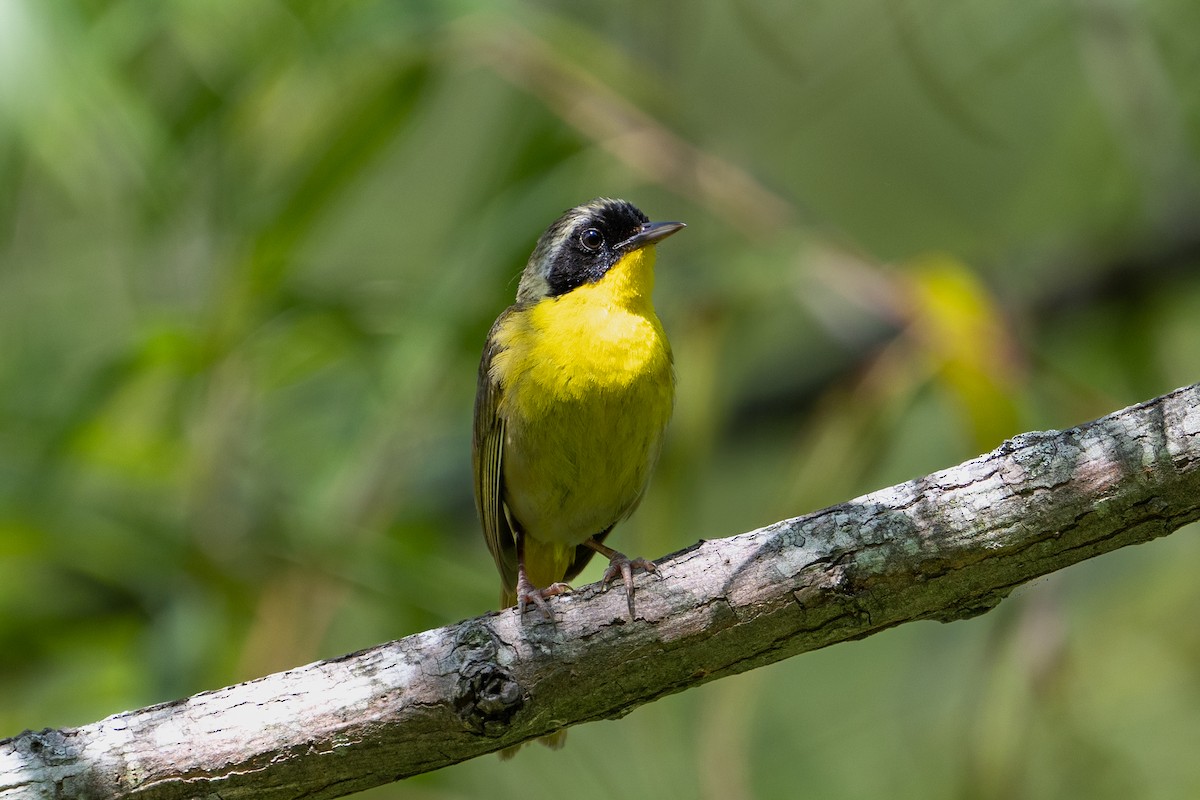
[2,1,1200,797]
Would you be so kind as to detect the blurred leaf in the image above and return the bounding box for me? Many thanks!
[905,254,1024,450]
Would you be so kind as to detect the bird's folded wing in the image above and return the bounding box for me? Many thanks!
[472,311,518,595]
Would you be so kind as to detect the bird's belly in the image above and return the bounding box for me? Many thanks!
[500,355,673,547]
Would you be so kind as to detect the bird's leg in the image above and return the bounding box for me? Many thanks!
[583,538,657,619]
[515,568,570,618]
[515,532,570,619]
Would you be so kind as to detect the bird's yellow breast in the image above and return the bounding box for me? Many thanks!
[489,246,674,581]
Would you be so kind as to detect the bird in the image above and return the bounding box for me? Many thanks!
[472,197,685,622]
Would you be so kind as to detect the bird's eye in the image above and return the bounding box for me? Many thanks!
[579,228,604,251]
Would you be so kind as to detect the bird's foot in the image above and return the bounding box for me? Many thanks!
[516,574,570,619]
[600,551,657,619]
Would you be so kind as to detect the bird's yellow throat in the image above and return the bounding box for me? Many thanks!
[491,245,670,409]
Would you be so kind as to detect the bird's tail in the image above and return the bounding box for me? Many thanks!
[499,730,567,760]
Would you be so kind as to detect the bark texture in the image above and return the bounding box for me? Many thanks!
[3,382,1199,800]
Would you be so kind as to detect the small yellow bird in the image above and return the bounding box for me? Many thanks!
[472,198,684,620]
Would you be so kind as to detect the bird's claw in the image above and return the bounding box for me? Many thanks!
[516,577,570,619]
[601,552,656,619]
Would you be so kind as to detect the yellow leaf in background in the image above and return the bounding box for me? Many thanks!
[905,254,1024,450]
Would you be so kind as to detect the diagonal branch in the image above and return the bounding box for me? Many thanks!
[4,382,1200,800]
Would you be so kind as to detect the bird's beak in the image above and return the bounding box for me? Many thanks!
[616,220,686,251]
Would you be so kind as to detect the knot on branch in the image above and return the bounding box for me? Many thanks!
[452,625,525,737]
[14,728,73,766]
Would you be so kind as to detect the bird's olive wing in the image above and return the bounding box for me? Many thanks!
[472,311,518,595]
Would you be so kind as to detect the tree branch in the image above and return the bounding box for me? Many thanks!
[4,382,1199,800]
